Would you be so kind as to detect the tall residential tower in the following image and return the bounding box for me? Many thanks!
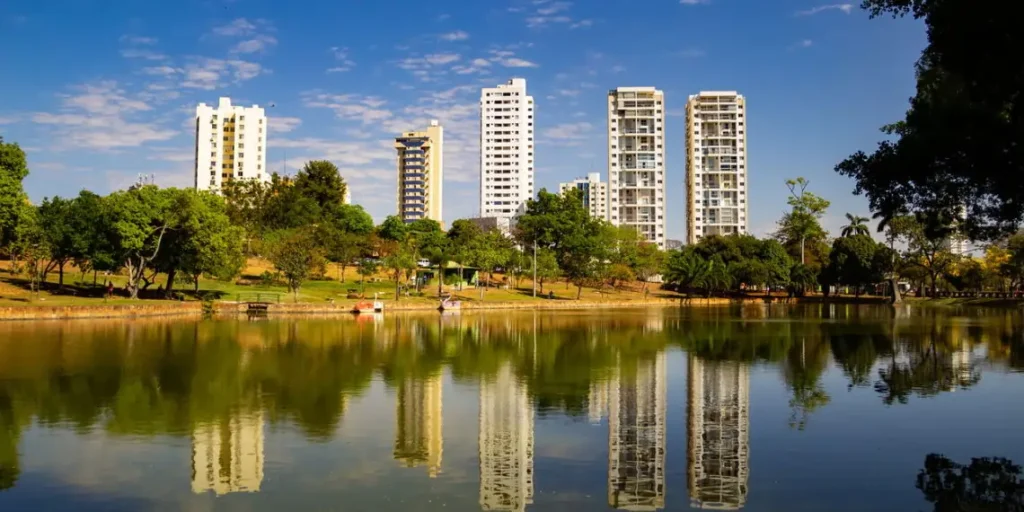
[480,78,534,220]
[194,97,268,192]
[558,172,609,221]
[608,87,666,249]
[685,91,749,244]
[395,121,444,224]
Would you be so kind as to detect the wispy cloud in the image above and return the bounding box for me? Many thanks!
[269,116,302,133]
[119,35,157,45]
[211,18,259,36]
[488,49,538,68]
[425,53,461,65]
[327,46,356,73]
[791,39,814,49]
[31,81,176,150]
[180,58,265,89]
[795,3,854,16]
[680,0,710,5]
[439,30,469,41]
[676,48,706,58]
[232,34,277,54]
[542,122,593,146]
[120,48,168,60]
[519,0,591,29]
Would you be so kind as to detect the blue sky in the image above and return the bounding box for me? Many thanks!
[0,0,924,240]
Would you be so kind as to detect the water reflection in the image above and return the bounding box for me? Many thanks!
[687,358,749,510]
[0,305,1022,510]
[191,411,265,495]
[479,363,534,511]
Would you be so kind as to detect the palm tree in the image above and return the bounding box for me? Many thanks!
[841,213,871,237]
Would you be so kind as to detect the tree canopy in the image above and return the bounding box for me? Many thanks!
[835,0,1024,241]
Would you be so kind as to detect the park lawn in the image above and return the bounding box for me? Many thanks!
[0,258,672,308]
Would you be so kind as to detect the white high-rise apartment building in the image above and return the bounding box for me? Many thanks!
[194,97,268,192]
[558,172,609,221]
[480,78,535,220]
[685,91,748,244]
[608,87,666,249]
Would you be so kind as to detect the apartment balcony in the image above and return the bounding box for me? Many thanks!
[404,172,425,179]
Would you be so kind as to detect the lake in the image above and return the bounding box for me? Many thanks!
[1,305,1022,511]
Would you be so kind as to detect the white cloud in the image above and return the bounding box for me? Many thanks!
[677,48,706,58]
[0,115,19,125]
[120,35,157,45]
[542,122,593,145]
[180,58,265,89]
[232,34,277,54]
[436,14,451,21]
[31,81,177,150]
[795,39,814,48]
[425,53,461,65]
[302,92,395,124]
[795,4,854,16]
[611,64,626,73]
[487,49,539,68]
[558,89,580,97]
[120,48,167,61]
[680,0,710,4]
[439,30,469,41]
[141,65,181,76]
[269,116,302,133]
[327,47,356,73]
[211,18,258,36]
[519,0,591,29]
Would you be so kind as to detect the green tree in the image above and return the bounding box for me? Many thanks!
[788,263,819,297]
[824,234,883,296]
[263,174,321,231]
[222,178,272,254]
[356,258,379,293]
[632,242,666,293]
[775,177,830,265]
[265,228,326,301]
[293,160,348,211]
[326,231,366,283]
[447,219,483,290]
[841,213,871,237]
[100,186,175,299]
[36,196,81,287]
[894,214,959,296]
[327,203,374,235]
[530,247,560,294]
[383,244,416,301]
[664,247,707,298]
[836,0,1024,242]
[377,215,408,243]
[0,137,29,250]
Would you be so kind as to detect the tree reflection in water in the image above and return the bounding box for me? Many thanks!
[916,454,1024,512]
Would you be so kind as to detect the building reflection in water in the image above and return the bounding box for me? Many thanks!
[479,363,535,511]
[394,373,444,477]
[687,356,750,510]
[608,353,667,510]
[191,411,265,495]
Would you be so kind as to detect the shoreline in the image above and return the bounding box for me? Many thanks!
[5,294,1011,321]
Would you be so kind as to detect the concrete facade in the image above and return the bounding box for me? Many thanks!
[194,97,268,192]
[396,121,444,224]
[480,78,534,220]
[608,87,666,249]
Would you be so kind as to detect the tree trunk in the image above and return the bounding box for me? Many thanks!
[58,261,65,288]
[339,263,346,283]
[395,271,401,301]
[194,274,200,293]
[800,238,806,265]
[438,264,443,298]
[93,269,98,287]
[165,268,177,299]
[888,278,903,304]
[458,264,464,291]
[930,273,938,298]
[576,283,583,300]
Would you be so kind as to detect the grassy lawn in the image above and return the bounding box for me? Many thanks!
[0,259,674,308]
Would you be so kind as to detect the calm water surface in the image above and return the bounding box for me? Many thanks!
[1,305,1022,511]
